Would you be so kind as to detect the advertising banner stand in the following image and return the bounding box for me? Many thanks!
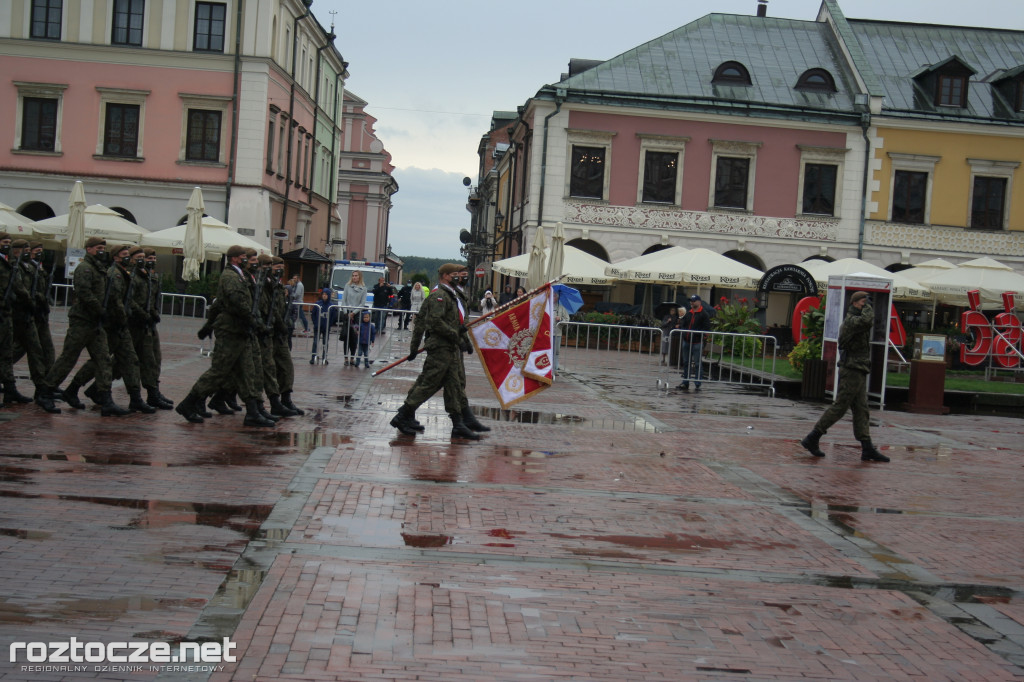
[823,275,893,410]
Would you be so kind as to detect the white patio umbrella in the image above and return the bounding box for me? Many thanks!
[608,247,763,290]
[902,258,956,284]
[493,245,614,286]
[182,187,205,282]
[34,204,146,245]
[0,202,38,238]
[917,257,1024,308]
[546,221,565,283]
[141,215,268,258]
[66,181,87,250]
[526,226,547,290]
[802,258,931,300]
[604,246,689,279]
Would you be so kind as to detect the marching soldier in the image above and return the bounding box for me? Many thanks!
[35,237,121,415]
[176,245,274,427]
[270,257,303,415]
[23,242,56,371]
[255,253,295,418]
[141,248,174,408]
[123,247,173,409]
[449,266,491,433]
[389,263,480,440]
[70,243,149,414]
[0,233,34,407]
[7,239,48,404]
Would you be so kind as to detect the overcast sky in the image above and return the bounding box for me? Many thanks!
[311,0,1024,260]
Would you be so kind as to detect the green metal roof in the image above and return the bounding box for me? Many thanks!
[848,19,1024,121]
[554,13,861,115]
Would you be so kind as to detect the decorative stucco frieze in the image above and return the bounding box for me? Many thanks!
[563,201,839,241]
[868,221,1024,257]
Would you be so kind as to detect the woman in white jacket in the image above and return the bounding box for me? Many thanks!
[410,281,426,316]
[340,271,367,365]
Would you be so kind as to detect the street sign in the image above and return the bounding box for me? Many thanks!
[475,266,486,278]
[273,231,289,240]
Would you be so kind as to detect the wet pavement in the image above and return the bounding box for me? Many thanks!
[0,320,1022,681]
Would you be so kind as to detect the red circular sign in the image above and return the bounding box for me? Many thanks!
[475,266,486,277]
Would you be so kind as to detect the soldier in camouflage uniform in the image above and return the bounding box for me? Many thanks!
[254,253,296,418]
[13,242,56,373]
[71,244,149,414]
[120,247,173,409]
[4,239,44,405]
[801,290,889,462]
[271,257,303,415]
[448,267,490,433]
[36,238,123,415]
[389,263,479,440]
[0,233,34,407]
[176,245,274,427]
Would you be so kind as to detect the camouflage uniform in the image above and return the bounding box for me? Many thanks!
[41,252,113,394]
[256,269,279,397]
[73,262,142,395]
[271,274,295,396]
[814,303,874,440]
[14,254,55,370]
[8,255,47,390]
[189,265,258,401]
[403,284,465,415]
[0,254,25,390]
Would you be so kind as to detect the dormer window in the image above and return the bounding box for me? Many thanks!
[991,66,1024,115]
[712,61,752,86]
[795,68,837,93]
[937,73,967,107]
[912,56,975,110]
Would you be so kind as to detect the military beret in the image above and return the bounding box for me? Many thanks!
[11,239,29,248]
[143,248,156,257]
[112,243,134,255]
[226,245,246,258]
[129,246,145,257]
[244,248,258,258]
[0,232,10,241]
[850,291,869,303]
[272,256,284,265]
[257,253,273,266]
[85,236,106,248]
[438,263,463,276]
[29,241,43,250]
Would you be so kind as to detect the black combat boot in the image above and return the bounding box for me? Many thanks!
[281,391,304,416]
[128,388,157,414]
[146,385,173,410]
[33,387,61,414]
[61,381,85,409]
[99,391,131,417]
[3,382,32,404]
[860,440,890,462]
[225,392,243,412]
[243,399,275,427]
[461,405,491,432]
[256,400,280,422]
[269,394,299,417]
[407,407,425,432]
[192,397,212,418]
[83,382,102,406]
[389,404,419,436]
[450,415,481,441]
[207,390,235,416]
[174,392,205,423]
[801,429,826,457]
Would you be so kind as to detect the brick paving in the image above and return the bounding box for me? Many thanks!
[0,318,1021,681]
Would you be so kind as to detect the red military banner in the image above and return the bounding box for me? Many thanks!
[468,287,554,407]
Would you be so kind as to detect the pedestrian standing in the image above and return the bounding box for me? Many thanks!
[341,271,367,365]
[355,311,376,368]
[498,284,515,306]
[659,306,680,365]
[676,295,712,391]
[292,274,308,333]
[480,290,497,313]
[801,291,890,462]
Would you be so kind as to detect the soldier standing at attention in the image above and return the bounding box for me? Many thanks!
[36,238,118,414]
[389,263,480,440]
[176,245,274,427]
[449,267,490,433]
[801,290,890,462]
[271,257,303,415]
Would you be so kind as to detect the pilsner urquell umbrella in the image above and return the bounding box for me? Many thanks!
[182,187,205,282]
[546,221,565,284]
[526,226,547,290]
[66,181,87,250]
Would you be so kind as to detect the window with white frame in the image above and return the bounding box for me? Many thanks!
[796,145,848,217]
[14,81,67,154]
[179,93,230,164]
[193,2,226,53]
[709,139,761,211]
[636,134,689,205]
[96,87,149,160]
[887,152,939,224]
[111,0,144,47]
[566,129,614,201]
[967,158,1018,230]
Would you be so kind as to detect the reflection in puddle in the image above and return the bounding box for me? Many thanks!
[402,533,452,548]
[471,406,660,432]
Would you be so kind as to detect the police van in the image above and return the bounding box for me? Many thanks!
[329,260,387,307]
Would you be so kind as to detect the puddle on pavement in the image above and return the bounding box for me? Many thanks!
[470,405,660,432]
[550,532,796,554]
[267,431,352,449]
[0,594,199,626]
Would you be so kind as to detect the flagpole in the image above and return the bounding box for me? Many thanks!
[371,276,564,378]
[465,276,563,330]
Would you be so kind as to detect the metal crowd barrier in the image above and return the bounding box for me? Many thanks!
[658,329,778,396]
[294,304,414,367]
[552,322,778,396]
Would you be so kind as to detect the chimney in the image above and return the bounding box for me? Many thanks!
[757,0,768,17]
